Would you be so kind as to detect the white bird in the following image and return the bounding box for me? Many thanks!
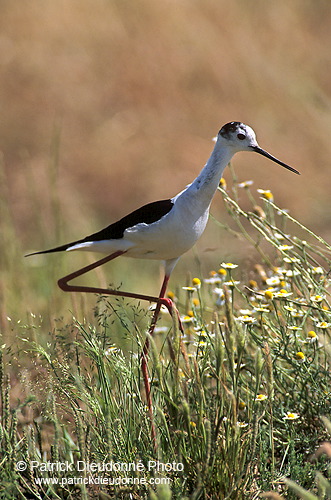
[27,122,299,334]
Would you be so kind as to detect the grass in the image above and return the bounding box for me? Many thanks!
[2,2,331,497]
[1,168,331,499]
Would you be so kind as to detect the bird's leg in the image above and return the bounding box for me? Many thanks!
[143,273,183,358]
[57,251,174,453]
[147,276,184,337]
[147,274,170,337]
[58,251,166,305]
[140,274,171,451]
[140,272,184,439]
[57,251,126,292]
[58,254,182,452]
[58,254,181,330]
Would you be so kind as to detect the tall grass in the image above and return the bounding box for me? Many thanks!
[1,168,331,499]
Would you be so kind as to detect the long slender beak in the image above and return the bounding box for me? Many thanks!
[251,146,300,175]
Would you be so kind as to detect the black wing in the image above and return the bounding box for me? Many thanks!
[26,199,174,256]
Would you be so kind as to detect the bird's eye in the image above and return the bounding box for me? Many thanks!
[237,133,246,140]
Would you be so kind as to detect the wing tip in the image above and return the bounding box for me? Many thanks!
[25,243,74,257]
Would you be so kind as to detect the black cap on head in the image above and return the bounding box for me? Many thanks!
[219,122,243,139]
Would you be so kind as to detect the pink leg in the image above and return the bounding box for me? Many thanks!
[142,273,182,369]
[58,250,157,302]
[58,253,182,336]
[57,252,180,452]
[140,275,169,424]
[147,276,184,337]
[148,274,170,336]
[140,274,185,451]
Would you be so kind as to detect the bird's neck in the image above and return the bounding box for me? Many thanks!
[186,141,233,206]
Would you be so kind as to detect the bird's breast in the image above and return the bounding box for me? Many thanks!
[124,200,209,260]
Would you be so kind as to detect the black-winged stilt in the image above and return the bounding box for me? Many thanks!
[27,122,299,324]
[29,122,299,333]
[27,122,299,446]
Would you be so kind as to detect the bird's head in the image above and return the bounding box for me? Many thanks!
[218,122,300,174]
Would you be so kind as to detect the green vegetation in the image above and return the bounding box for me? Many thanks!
[1,171,331,499]
[1,3,331,498]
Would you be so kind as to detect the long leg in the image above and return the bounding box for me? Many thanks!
[142,273,182,380]
[142,272,184,397]
[58,252,181,335]
[147,274,170,336]
[140,273,170,447]
[57,251,179,451]
[58,251,176,314]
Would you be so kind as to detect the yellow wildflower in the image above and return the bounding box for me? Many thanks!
[257,189,274,201]
[295,351,305,362]
[283,412,300,421]
[264,289,274,300]
[255,394,268,401]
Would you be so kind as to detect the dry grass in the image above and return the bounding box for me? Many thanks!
[2,0,331,233]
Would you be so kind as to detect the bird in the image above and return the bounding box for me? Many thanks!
[26,121,300,448]
[27,121,300,334]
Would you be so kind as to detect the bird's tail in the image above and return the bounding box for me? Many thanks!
[25,241,77,257]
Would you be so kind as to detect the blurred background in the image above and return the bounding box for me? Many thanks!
[1,0,331,334]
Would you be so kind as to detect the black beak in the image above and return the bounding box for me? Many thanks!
[251,146,300,175]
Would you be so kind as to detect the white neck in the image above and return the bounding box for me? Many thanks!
[180,138,234,209]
